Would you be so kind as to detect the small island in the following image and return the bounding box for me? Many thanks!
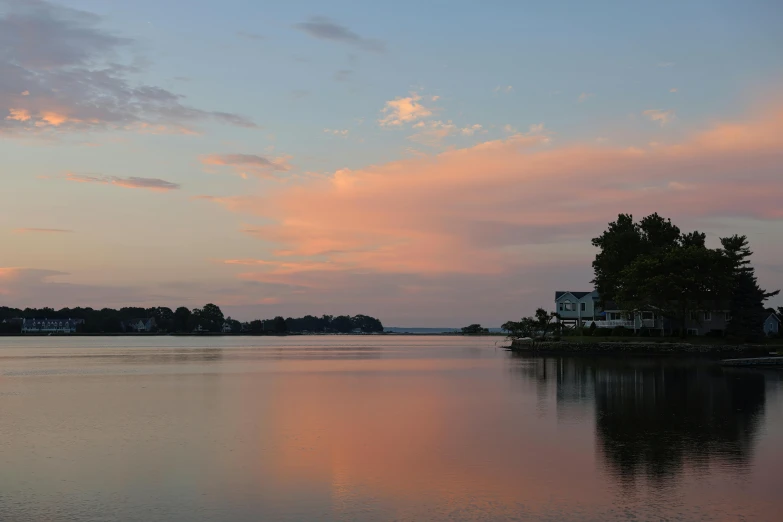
[502,213,782,355]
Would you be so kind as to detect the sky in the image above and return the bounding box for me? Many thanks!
[1,0,782,326]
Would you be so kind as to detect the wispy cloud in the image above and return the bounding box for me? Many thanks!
[324,128,349,136]
[0,0,255,137]
[14,228,73,234]
[670,88,678,93]
[578,92,594,103]
[379,93,433,127]
[643,109,676,126]
[199,153,292,179]
[334,69,353,82]
[494,85,513,94]
[503,123,548,139]
[294,16,385,53]
[407,121,486,147]
[236,31,264,41]
[64,172,180,191]
[460,124,484,136]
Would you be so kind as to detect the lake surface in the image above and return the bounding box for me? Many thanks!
[1,336,781,521]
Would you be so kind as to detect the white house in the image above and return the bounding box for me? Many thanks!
[22,318,79,334]
[764,313,781,336]
[121,318,156,333]
[555,291,600,326]
[555,290,731,335]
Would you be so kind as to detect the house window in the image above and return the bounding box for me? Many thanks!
[642,312,654,320]
[703,312,711,322]
[562,301,575,311]
[559,303,564,311]
[690,311,698,321]
[580,302,586,312]
[725,312,731,321]
[688,328,699,336]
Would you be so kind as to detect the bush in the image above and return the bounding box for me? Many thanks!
[637,328,652,337]
[593,327,612,337]
[705,329,724,338]
[588,322,597,336]
[612,326,630,337]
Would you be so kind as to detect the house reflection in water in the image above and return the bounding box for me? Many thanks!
[509,355,767,488]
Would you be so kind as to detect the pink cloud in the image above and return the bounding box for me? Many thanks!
[210,108,783,287]
[199,153,292,179]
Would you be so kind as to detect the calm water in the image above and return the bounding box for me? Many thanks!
[1,336,781,521]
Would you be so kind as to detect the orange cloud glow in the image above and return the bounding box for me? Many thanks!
[213,108,783,287]
[379,93,433,127]
[39,111,70,126]
[6,108,31,121]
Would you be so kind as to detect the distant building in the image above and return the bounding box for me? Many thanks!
[222,322,233,333]
[764,313,781,336]
[121,318,157,333]
[22,318,79,334]
[556,290,732,335]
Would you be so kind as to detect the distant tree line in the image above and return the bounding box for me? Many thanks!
[0,304,384,335]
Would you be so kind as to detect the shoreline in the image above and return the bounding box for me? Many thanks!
[508,340,778,356]
[0,332,477,337]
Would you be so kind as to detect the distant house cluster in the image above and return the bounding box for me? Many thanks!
[21,318,83,334]
[555,290,779,336]
[120,318,157,333]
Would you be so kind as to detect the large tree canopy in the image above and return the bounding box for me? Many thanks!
[591,214,778,340]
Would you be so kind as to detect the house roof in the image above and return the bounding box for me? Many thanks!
[555,291,593,300]
[766,313,782,323]
[123,317,154,323]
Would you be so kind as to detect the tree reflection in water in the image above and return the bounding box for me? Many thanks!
[509,355,767,488]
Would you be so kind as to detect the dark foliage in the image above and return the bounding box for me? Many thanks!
[461,324,489,334]
[592,214,778,340]
[0,305,384,335]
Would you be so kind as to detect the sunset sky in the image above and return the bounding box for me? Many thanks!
[1,0,782,326]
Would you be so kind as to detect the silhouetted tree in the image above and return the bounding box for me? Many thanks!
[192,303,224,332]
[461,324,489,334]
[272,316,287,333]
[173,307,192,332]
[722,235,779,341]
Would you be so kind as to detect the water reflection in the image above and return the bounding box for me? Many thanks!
[510,355,767,488]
